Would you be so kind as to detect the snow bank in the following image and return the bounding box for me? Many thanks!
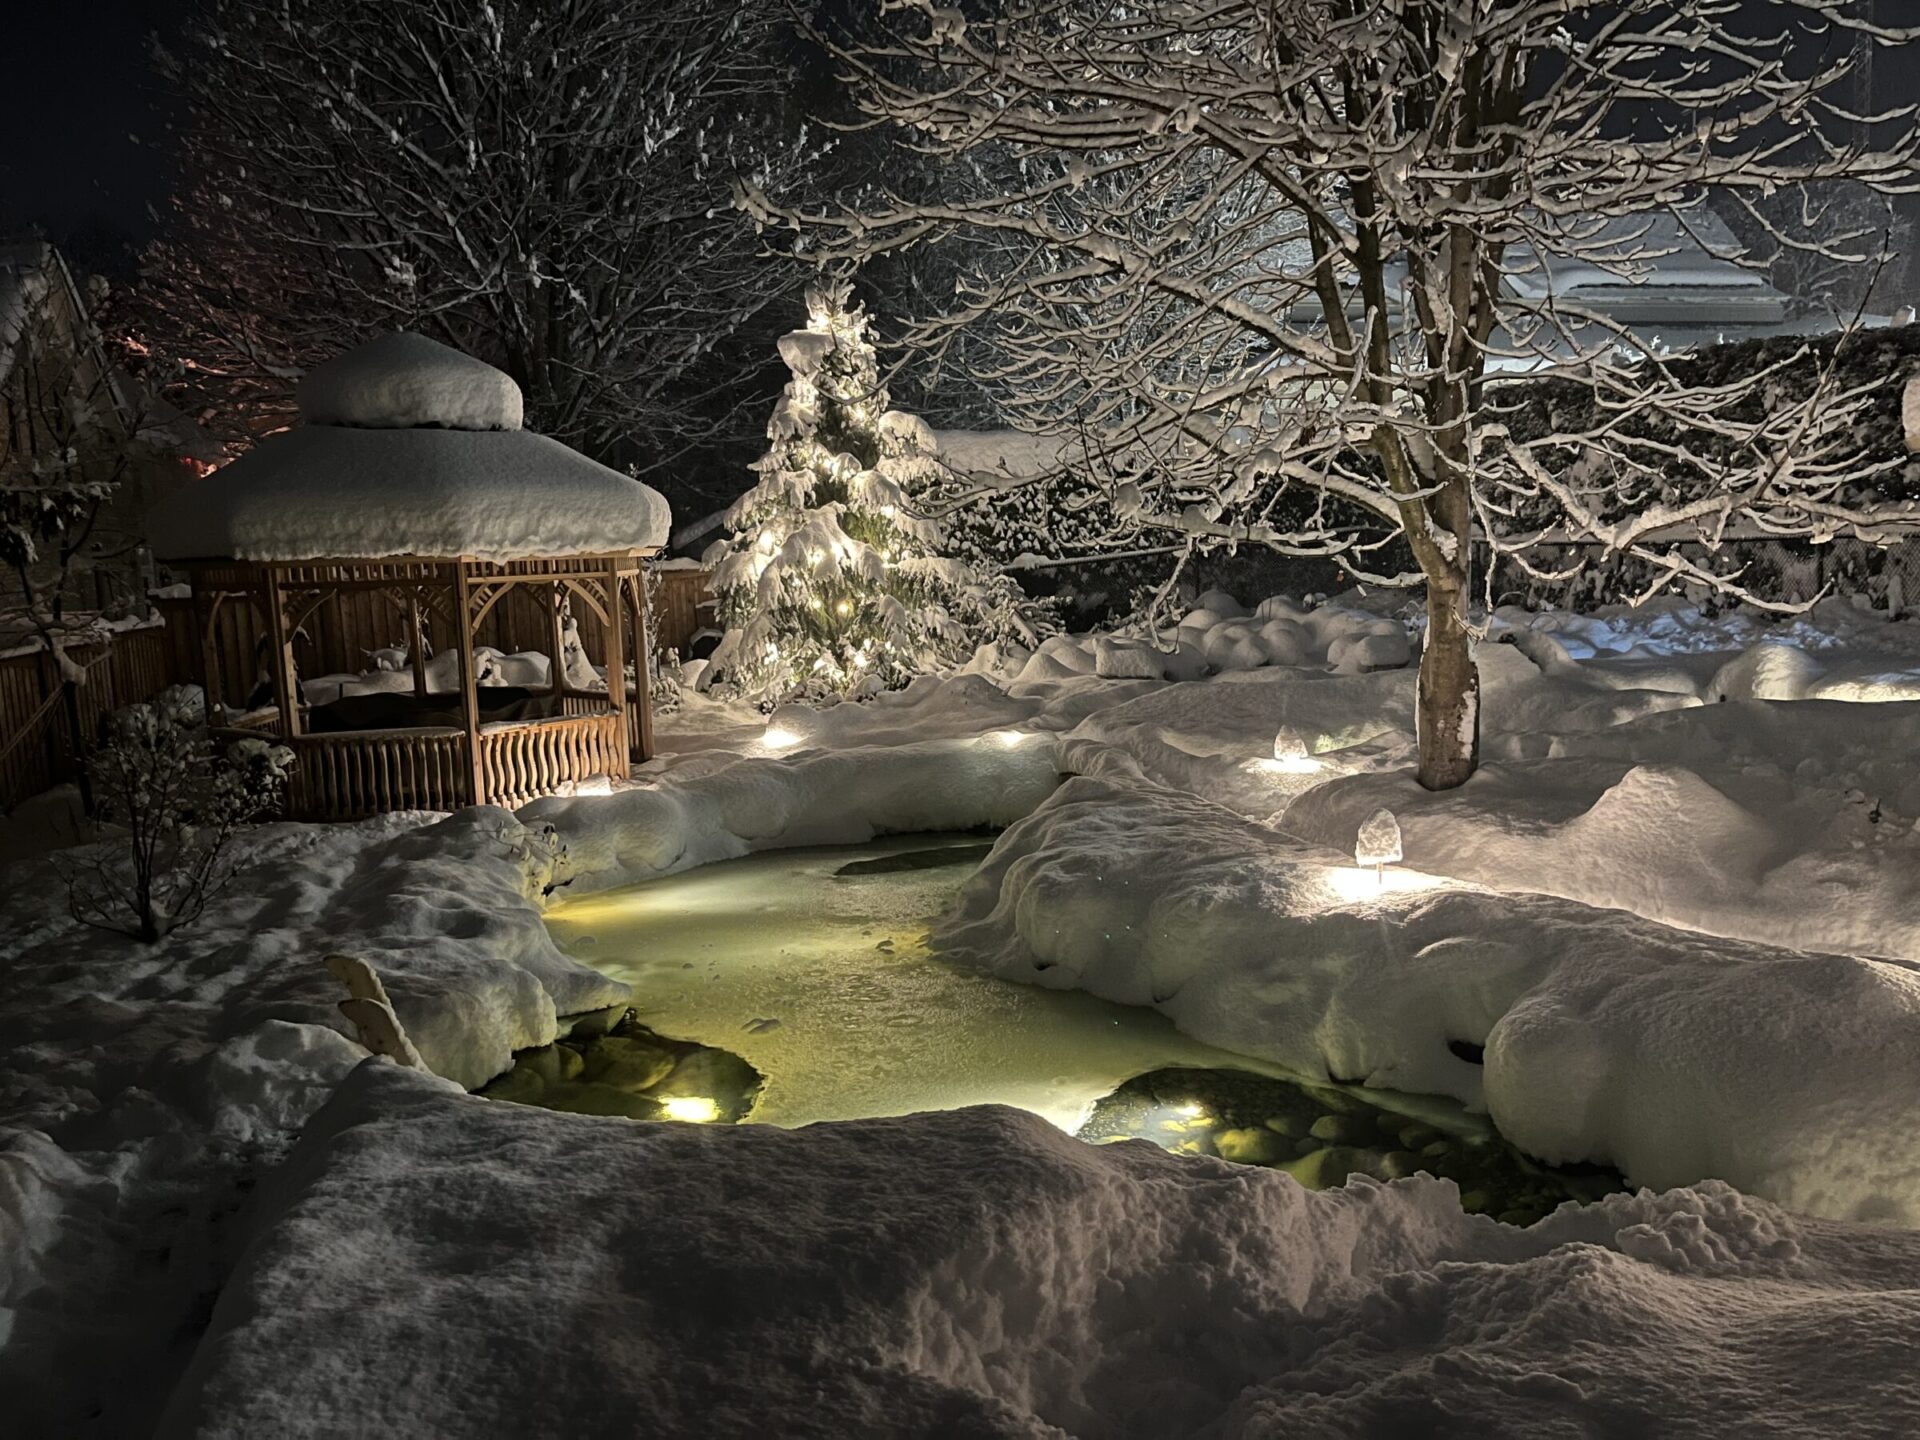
[0,807,632,1431]
[1176,593,1413,674]
[936,776,1920,1224]
[297,331,524,431]
[1052,641,1697,821]
[1281,701,1920,960]
[164,1063,1920,1438]
[528,733,1062,892]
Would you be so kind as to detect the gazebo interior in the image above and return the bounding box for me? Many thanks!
[183,552,655,820]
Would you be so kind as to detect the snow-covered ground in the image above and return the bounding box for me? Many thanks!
[7,588,1920,1432]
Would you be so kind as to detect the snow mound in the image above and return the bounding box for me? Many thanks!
[1708,641,1829,701]
[1282,705,1920,961]
[1172,593,1413,675]
[1007,632,1208,686]
[297,332,524,431]
[527,733,1063,893]
[936,776,1920,1223]
[164,1063,1920,1438]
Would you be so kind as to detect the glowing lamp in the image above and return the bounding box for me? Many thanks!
[1355,808,1403,879]
[762,725,801,750]
[1270,725,1321,773]
[662,1096,720,1123]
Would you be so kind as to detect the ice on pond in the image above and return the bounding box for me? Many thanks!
[546,836,1331,1133]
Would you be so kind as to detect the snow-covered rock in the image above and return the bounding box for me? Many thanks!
[297,331,524,431]
[526,733,1062,893]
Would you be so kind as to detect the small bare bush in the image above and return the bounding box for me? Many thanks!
[62,698,292,943]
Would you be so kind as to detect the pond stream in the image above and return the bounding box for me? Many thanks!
[489,834,1620,1224]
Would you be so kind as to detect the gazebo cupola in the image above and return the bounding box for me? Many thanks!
[149,332,671,820]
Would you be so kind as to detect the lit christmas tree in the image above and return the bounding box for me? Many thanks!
[707,282,989,703]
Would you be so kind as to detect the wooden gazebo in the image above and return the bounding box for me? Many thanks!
[147,333,671,821]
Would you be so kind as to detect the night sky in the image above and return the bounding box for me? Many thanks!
[5,0,1918,275]
[0,0,192,270]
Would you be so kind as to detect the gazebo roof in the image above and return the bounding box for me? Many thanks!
[149,334,670,563]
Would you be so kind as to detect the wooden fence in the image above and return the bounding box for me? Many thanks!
[650,567,715,658]
[0,622,184,813]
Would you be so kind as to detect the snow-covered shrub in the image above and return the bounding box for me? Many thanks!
[705,282,1013,704]
[61,699,292,943]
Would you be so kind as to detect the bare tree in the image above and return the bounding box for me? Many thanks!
[139,0,814,472]
[746,0,1920,789]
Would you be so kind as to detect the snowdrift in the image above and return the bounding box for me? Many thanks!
[164,1063,1920,1439]
[936,776,1920,1225]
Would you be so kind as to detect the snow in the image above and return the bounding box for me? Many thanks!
[296,331,524,431]
[147,424,671,562]
[525,732,1062,894]
[14,580,1920,1426]
[147,332,669,562]
[164,1062,1920,1438]
[932,427,1069,483]
[936,773,1920,1224]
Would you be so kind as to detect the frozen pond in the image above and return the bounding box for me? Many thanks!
[547,835,1470,1136]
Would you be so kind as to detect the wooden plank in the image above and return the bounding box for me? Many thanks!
[453,561,485,807]
[630,572,654,762]
[603,560,629,773]
[263,565,303,738]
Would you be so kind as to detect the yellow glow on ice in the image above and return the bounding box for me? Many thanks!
[661,1096,721,1124]
[1250,755,1323,776]
[1317,865,1450,904]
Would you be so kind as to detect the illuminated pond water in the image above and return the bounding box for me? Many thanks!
[525,834,1620,1222]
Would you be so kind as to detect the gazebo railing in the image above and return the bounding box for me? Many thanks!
[280,726,470,822]
[476,710,626,810]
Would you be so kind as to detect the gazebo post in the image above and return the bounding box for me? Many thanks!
[603,558,629,766]
[263,565,303,738]
[453,560,486,806]
[548,582,568,697]
[627,569,654,762]
[406,591,430,699]
[196,586,225,720]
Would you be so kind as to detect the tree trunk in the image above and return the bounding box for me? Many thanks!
[1416,582,1479,791]
[61,678,97,816]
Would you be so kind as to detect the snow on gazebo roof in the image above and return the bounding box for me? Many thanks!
[149,333,670,563]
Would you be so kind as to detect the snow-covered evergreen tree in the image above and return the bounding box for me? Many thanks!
[707,283,990,703]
